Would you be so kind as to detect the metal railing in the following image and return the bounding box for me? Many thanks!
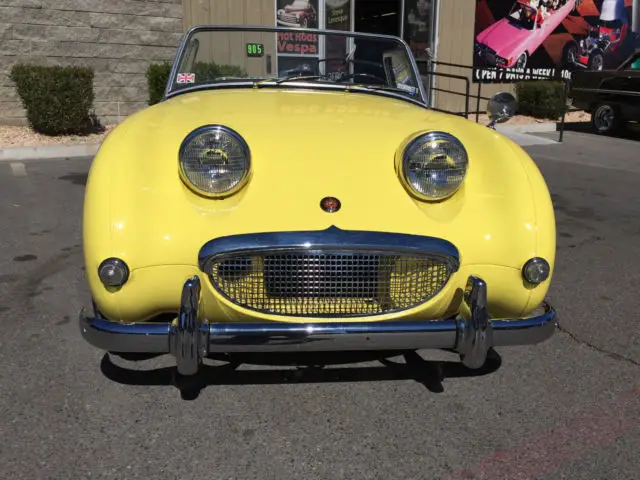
[416,60,583,143]
[419,69,471,118]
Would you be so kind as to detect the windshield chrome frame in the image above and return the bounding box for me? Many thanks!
[163,25,428,106]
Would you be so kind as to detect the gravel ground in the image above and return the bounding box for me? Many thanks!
[0,125,116,148]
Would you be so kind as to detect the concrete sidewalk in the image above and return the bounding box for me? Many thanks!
[0,143,99,162]
[495,122,559,146]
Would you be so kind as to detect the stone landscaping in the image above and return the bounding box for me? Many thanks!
[0,125,116,148]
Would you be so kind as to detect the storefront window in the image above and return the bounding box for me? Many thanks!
[403,0,436,105]
[325,0,353,77]
[273,0,437,97]
[275,0,322,75]
[403,0,436,61]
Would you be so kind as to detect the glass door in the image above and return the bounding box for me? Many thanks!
[353,0,403,35]
[403,0,437,105]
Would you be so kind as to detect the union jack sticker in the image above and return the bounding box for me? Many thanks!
[177,73,195,84]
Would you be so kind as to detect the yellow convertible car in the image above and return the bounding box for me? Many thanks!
[80,26,557,379]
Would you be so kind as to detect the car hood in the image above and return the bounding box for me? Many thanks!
[86,87,552,283]
[476,19,530,59]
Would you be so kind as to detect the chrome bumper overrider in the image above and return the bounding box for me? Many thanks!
[79,275,558,377]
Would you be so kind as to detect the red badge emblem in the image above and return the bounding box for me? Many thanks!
[320,197,341,213]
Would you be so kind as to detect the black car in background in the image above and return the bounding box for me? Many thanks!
[568,48,640,134]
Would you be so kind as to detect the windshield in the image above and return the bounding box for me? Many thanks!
[507,3,538,30]
[166,26,425,103]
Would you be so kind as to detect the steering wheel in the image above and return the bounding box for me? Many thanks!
[335,72,387,84]
[317,57,386,71]
[315,57,388,84]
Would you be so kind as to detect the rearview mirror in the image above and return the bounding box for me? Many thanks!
[487,92,518,129]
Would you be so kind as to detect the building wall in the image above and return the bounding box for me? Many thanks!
[183,0,275,29]
[0,0,184,126]
[0,0,517,127]
[433,0,514,116]
[183,0,275,77]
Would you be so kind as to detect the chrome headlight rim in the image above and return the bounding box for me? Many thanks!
[400,131,469,202]
[178,124,252,199]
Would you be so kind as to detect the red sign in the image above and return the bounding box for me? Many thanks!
[277,31,319,55]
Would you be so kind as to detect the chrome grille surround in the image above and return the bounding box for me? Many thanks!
[199,226,460,318]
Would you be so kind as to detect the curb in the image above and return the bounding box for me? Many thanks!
[0,143,100,162]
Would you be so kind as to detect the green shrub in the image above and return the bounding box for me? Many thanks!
[515,81,566,120]
[146,62,172,105]
[10,64,97,135]
[146,61,249,105]
[191,62,248,82]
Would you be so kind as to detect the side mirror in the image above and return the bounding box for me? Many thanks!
[487,92,518,129]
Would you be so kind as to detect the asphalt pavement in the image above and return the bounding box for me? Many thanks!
[0,130,638,480]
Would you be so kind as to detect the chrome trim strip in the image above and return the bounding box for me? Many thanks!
[79,316,171,353]
[197,226,460,273]
[166,82,430,109]
[79,274,558,377]
[206,321,458,352]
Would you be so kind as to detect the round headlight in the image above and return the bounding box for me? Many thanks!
[401,131,468,201]
[179,125,251,197]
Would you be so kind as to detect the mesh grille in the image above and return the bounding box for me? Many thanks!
[207,250,454,317]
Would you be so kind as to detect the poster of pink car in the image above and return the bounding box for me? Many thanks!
[475,0,581,70]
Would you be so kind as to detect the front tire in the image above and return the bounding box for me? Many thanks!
[515,52,528,70]
[591,102,624,134]
[588,50,604,71]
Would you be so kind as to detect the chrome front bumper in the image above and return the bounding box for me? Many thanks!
[79,274,558,377]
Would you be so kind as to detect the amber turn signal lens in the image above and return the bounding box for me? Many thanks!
[522,257,550,285]
[98,258,130,287]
